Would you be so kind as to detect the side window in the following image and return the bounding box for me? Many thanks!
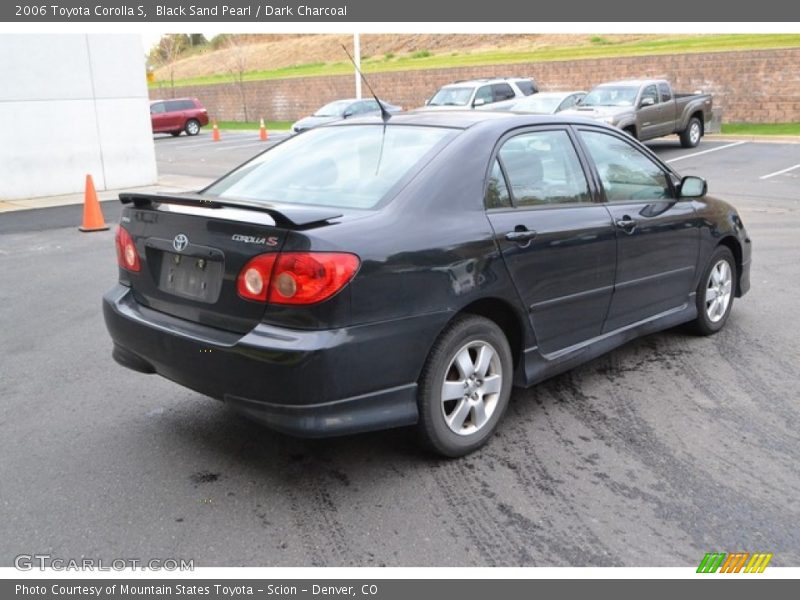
[485,160,512,209]
[164,100,183,112]
[515,80,536,96]
[150,103,166,114]
[498,130,591,207]
[658,83,672,103]
[492,83,515,102]
[580,130,672,202]
[362,100,379,113]
[180,99,196,110]
[641,85,659,106]
[558,95,579,111]
[474,86,493,105]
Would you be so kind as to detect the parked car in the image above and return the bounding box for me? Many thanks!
[291,98,402,134]
[104,111,751,457]
[424,77,538,111]
[510,91,586,114]
[561,79,713,147]
[150,98,209,136]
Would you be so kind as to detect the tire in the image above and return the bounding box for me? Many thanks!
[417,315,513,457]
[184,119,201,136]
[170,131,181,137]
[689,246,736,336]
[680,117,703,148]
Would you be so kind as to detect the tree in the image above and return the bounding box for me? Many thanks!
[224,36,251,121]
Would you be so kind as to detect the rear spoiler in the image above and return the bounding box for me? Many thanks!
[119,192,342,228]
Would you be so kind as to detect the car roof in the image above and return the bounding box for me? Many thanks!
[332,109,606,130]
[594,79,665,87]
[517,91,585,99]
[440,77,532,88]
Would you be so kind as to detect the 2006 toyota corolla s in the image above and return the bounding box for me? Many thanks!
[103,111,751,457]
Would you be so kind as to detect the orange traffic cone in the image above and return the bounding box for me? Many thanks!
[259,118,268,141]
[212,120,221,142]
[78,174,109,232]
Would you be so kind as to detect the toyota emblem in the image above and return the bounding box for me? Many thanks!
[173,233,189,252]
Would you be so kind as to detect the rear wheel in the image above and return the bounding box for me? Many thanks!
[680,117,703,148]
[417,315,513,457]
[184,119,201,136]
[690,246,736,335]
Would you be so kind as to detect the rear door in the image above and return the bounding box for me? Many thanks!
[491,83,518,109]
[485,127,617,355]
[656,82,678,136]
[576,127,700,332]
[163,100,185,130]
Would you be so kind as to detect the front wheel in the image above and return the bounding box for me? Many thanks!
[417,315,513,457]
[184,119,201,136]
[690,246,736,335]
[680,117,703,148]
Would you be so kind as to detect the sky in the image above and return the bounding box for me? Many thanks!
[140,32,222,53]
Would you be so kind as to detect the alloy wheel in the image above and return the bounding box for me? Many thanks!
[705,259,732,323]
[440,341,503,436]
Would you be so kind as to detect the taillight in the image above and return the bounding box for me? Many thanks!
[237,252,359,305]
[115,226,140,272]
[237,254,277,302]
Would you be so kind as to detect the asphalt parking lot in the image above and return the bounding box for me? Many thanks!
[1,131,799,567]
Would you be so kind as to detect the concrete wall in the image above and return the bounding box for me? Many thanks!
[155,47,800,125]
[0,34,157,200]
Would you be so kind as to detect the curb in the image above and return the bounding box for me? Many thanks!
[705,134,800,144]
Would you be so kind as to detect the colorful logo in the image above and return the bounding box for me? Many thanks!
[697,552,773,573]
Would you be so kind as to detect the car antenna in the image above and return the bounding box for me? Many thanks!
[340,43,391,123]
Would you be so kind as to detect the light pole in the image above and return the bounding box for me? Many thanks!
[354,32,362,99]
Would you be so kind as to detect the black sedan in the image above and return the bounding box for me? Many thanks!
[103,111,751,457]
[291,98,403,134]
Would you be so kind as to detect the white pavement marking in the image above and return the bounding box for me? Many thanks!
[759,163,800,180]
[666,141,747,163]
[213,141,274,151]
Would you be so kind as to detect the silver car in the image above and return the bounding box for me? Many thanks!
[510,91,586,114]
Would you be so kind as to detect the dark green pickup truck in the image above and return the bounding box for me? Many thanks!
[562,79,713,148]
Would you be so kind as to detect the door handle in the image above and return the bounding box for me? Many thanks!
[505,228,537,244]
[615,217,638,234]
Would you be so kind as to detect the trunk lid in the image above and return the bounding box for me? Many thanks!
[118,193,342,334]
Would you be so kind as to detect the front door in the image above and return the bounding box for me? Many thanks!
[636,84,662,140]
[577,128,700,332]
[485,128,617,355]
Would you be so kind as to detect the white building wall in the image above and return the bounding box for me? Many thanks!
[0,34,157,200]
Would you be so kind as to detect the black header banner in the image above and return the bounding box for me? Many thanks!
[2,0,800,22]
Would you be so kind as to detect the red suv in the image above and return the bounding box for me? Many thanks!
[150,98,209,136]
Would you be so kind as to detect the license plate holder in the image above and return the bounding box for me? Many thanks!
[158,252,223,303]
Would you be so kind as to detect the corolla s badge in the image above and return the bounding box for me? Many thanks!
[173,233,189,252]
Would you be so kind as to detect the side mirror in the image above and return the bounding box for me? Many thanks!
[679,176,707,198]
[473,98,486,107]
[640,96,656,107]
[343,110,353,118]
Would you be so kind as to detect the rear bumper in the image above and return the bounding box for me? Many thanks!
[103,285,448,437]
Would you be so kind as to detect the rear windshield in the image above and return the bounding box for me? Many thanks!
[203,125,455,209]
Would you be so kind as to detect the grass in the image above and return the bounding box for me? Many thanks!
[152,34,800,89]
[721,123,800,136]
[217,120,293,130]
